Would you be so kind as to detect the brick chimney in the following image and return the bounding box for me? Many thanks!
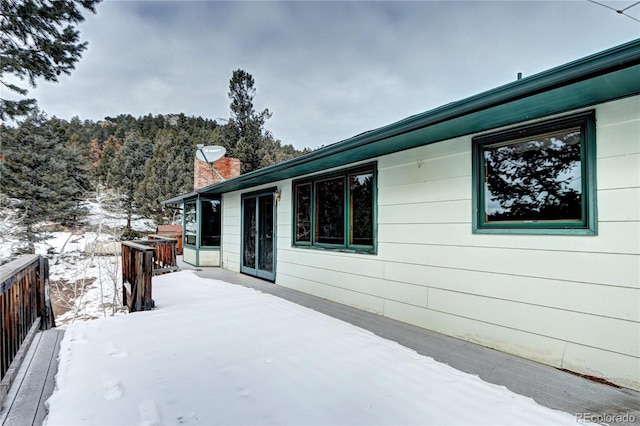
[194,157,241,190]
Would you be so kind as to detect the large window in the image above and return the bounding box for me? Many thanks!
[472,111,596,234]
[184,198,222,247]
[201,198,221,246]
[293,163,376,252]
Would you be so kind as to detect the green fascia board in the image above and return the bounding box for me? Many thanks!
[164,39,640,202]
[163,191,198,205]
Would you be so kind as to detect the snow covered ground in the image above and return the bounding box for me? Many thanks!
[0,197,157,265]
[30,231,127,324]
[1,195,159,323]
[45,270,575,425]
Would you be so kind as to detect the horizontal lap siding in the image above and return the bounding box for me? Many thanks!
[221,193,241,272]
[214,97,638,388]
[378,97,639,389]
[379,221,640,254]
[267,97,639,390]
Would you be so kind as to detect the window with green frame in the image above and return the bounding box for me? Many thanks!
[472,111,597,235]
[200,198,221,247]
[293,163,376,252]
[184,202,197,245]
[183,198,221,247]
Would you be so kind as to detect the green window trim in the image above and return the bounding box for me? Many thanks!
[184,201,197,246]
[183,197,222,248]
[292,163,377,254]
[472,111,597,235]
[200,197,222,247]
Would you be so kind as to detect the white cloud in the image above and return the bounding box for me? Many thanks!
[22,0,640,149]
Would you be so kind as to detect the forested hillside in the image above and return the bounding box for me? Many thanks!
[1,0,306,261]
[1,108,306,230]
[1,70,309,261]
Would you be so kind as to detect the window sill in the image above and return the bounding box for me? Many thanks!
[291,244,376,255]
[473,226,597,236]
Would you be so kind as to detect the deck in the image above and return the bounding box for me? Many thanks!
[0,329,64,426]
[2,260,639,425]
[186,263,640,425]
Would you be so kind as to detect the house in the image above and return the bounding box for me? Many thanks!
[164,39,640,390]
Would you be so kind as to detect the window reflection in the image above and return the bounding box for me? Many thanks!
[185,203,196,245]
[483,129,582,222]
[201,199,221,246]
[295,183,311,243]
[293,164,376,251]
[315,177,344,244]
[243,197,256,268]
[350,172,373,246]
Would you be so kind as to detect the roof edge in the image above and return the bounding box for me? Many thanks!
[164,38,640,204]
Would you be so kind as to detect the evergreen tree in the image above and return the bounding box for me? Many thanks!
[0,110,88,252]
[136,129,194,223]
[484,132,582,221]
[257,134,305,168]
[226,69,273,173]
[97,135,121,182]
[60,132,92,225]
[108,131,152,229]
[0,0,100,120]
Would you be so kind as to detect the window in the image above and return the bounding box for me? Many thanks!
[295,183,311,243]
[184,202,197,245]
[201,198,221,246]
[472,111,597,234]
[293,163,376,252]
[184,198,222,247]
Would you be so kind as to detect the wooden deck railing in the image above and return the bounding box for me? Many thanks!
[121,242,155,313]
[0,255,55,402]
[121,236,179,313]
[139,235,179,275]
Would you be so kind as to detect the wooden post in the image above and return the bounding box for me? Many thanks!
[135,250,143,311]
[122,242,132,309]
[42,257,54,329]
[121,241,156,312]
[36,256,54,330]
[144,249,154,310]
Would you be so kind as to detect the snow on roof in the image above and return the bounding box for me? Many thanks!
[46,270,575,425]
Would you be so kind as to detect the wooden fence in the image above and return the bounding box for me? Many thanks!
[0,255,55,400]
[121,237,179,313]
[155,225,183,255]
[140,236,179,275]
[121,242,155,313]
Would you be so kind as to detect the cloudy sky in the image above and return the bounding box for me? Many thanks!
[18,0,640,150]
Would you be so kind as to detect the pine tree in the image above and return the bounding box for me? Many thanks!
[59,132,92,226]
[0,0,101,120]
[46,117,92,225]
[227,69,273,173]
[0,110,88,252]
[257,134,304,169]
[97,135,121,182]
[136,129,194,223]
[108,131,152,229]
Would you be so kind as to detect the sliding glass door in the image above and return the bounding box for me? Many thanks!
[241,191,275,281]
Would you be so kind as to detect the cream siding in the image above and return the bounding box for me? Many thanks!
[183,247,196,265]
[218,96,640,390]
[198,250,220,267]
[221,192,241,272]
